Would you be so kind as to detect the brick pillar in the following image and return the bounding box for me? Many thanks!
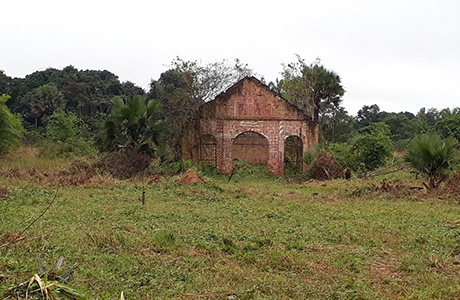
[220,137,233,174]
[267,137,284,175]
[215,120,233,174]
[215,120,225,173]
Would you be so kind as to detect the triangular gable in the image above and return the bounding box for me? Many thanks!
[207,76,309,120]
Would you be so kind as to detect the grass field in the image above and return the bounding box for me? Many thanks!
[1,153,460,299]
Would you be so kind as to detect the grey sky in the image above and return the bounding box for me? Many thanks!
[2,0,459,115]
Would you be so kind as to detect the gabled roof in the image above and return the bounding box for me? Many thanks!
[210,76,311,121]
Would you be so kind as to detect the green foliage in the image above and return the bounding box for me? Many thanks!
[435,108,460,142]
[30,83,65,123]
[0,94,25,154]
[155,159,195,176]
[327,143,359,171]
[40,111,96,157]
[404,133,457,189]
[330,123,393,172]
[350,123,393,171]
[382,112,417,141]
[148,58,252,157]
[303,144,323,165]
[355,104,384,128]
[102,96,167,153]
[319,102,356,143]
[280,56,345,122]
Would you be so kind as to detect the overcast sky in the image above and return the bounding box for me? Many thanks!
[2,0,459,115]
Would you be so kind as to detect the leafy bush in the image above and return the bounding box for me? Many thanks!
[405,133,457,189]
[0,94,25,154]
[39,111,96,157]
[328,143,360,171]
[350,122,393,171]
[303,144,323,165]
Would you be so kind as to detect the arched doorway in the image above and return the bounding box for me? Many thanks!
[232,131,269,165]
[284,136,303,172]
[199,134,217,164]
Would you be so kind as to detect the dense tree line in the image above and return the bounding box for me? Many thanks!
[1,58,459,183]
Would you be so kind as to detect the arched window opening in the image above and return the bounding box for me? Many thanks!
[232,131,269,165]
[284,136,303,172]
[199,134,217,164]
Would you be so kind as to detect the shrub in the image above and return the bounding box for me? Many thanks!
[0,94,25,154]
[404,133,457,189]
[39,111,96,157]
[350,122,393,171]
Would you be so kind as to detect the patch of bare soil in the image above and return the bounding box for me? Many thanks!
[306,149,345,180]
[0,186,9,201]
[177,169,207,185]
[369,257,401,281]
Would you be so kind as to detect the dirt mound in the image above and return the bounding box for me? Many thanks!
[177,169,207,185]
[306,149,345,180]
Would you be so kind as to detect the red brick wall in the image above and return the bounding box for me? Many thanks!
[186,77,319,175]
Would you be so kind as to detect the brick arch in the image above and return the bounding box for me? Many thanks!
[231,129,269,141]
[231,131,269,165]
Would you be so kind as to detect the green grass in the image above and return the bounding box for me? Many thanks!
[1,170,460,299]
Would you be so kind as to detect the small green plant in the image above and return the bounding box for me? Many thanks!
[2,257,85,300]
[405,133,457,189]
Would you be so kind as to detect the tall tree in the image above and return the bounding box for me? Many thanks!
[318,101,356,143]
[279,56,345,122]
[356,104,384,128]
[169,57,253,102]
[148,58,253,156]
[29,83,65,124]
[436,107,460,142]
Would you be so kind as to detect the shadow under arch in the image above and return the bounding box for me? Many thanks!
[199,134,217,164]
[284,135,303,172]
[232,131,269,165]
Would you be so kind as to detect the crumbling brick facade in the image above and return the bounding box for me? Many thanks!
[183,77,319,175]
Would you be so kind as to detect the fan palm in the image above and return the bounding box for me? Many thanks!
[404,133,457,189]
[103,96,167,153]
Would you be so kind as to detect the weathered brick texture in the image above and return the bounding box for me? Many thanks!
[183,77,319,175]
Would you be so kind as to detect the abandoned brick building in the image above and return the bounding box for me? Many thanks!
[182,76,320,175]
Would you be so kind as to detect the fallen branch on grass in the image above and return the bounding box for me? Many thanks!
[0,188,59,248]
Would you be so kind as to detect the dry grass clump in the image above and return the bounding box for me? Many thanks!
[93,147,152,179]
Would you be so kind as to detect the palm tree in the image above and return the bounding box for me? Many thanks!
[30,84,65,124]
[103,96,167,153]
[404,133,457,189]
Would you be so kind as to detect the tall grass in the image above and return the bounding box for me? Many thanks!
[0,145,76,171]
